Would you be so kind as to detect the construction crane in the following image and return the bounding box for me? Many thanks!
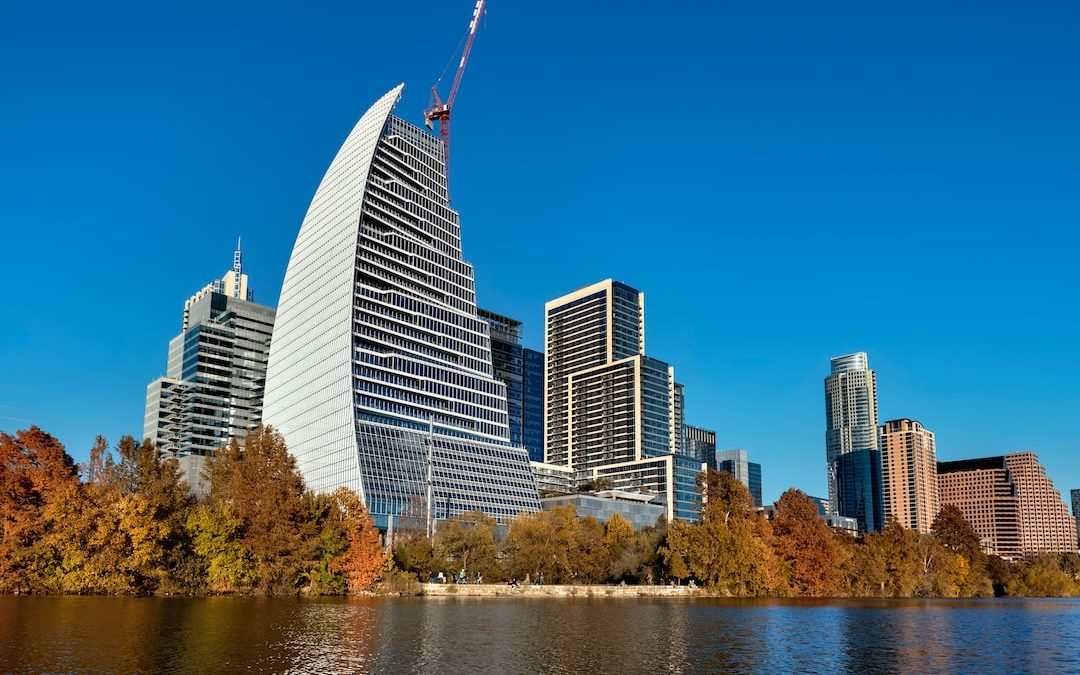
[424,0,487,180]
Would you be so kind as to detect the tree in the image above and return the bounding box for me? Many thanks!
[660,471,773,594]
[609,520,667,583]
[599,513,637,580]
[0,426,81,593]
[327,487,384,592]
[77,435,192,594]
[187,503,256,592]
[434,510,498,582]
[502,506,585,583]
[202,426,316,594]
[771,489,840,596]
[931,505,992,596]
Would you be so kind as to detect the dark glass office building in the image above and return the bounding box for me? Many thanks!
[835,448,883,533]
[683,425,717,471]
[522,348,544,462]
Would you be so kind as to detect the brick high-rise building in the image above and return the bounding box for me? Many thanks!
[879,419,939,533]
[938,452,1076,560]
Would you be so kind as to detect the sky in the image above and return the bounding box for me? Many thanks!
[1,1,1077,505]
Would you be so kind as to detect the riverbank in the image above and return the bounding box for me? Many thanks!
[419,583,705,597]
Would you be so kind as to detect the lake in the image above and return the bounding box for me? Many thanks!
[1,596,1078,673]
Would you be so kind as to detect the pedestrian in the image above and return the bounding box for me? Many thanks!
[538,572,544,586]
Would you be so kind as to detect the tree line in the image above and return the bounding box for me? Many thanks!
[0,426,382,595]
[395,470,1080,598]
[2,425,1077,596]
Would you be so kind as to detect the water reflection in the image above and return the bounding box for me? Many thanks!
[1,596,1078,673]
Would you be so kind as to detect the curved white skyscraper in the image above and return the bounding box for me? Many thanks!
[263,84,539,527]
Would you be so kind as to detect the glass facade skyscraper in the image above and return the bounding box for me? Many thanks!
[683,425,717,471]
[478,310,544,462]
[835,448,883,533]
[261,85,539,529]
[825,352,883,532]
[522,347,544,462]
[144,242,275,493]
[716,448,763,508]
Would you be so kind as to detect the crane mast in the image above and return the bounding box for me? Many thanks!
[424,0,487,184]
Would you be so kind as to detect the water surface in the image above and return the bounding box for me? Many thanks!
[1,596,1078,673]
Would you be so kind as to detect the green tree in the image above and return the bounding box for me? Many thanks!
[187,503,256,592]
[931,504,992,597]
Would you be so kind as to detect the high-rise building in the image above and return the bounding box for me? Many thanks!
[261,85,539,529]
[716,448,763,508]
[683,425,717,471]
[1072,489,1080,546]
[824,352,882,532]
[879,418,939,533]
[938,453,1077,560]
[478,309,544,463]
[144,241,275,493]
[479,309,524,446]
[543,279,703,521]
[522,347,544,462]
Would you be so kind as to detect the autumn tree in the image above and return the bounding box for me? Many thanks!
[661,470,773,595]
[771,489,840,596]
[201,426,316,594]
[71,435,192,594]
[599,513,637,580]
[327,487,384,592]
[609,520,667,583]
[0,426,81,593]
[930,505,992,596]
[434,510,499,582]
[502,505,587,583]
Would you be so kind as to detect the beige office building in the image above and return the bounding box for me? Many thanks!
[879,419,939,533]
[937,452,1077,560]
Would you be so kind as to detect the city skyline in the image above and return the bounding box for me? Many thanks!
[2,2,1079,506]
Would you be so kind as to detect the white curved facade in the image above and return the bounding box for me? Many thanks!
[263,85,539,526]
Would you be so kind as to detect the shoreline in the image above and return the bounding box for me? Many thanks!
[419,583,708,598]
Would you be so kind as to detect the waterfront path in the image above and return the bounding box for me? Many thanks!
[421,583,703,597]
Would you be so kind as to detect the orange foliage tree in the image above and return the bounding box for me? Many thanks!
[0,427,81,593]
[327,487,384,592]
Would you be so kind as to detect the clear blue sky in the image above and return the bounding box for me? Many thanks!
[1,1,1077,505]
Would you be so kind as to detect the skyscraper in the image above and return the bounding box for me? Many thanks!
[683,425,717,471]
[716,448,763,508]
[522,347,544,462]
[144,241,275,492]
[824,352,882,532]
[938,453,1077,559]
[1072,489,1080,546]
[261,85,539,528]
[879,418,939,533]
[478,309,544,462]
[544,279,703,521]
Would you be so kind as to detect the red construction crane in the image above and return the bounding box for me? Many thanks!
[424,0,487,180]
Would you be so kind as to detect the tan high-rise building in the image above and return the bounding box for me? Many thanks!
[937,452,1077,560]
[879,419,939,533]
[543,279,703,521]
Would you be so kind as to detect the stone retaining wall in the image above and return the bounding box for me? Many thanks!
[420,583,703,597]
